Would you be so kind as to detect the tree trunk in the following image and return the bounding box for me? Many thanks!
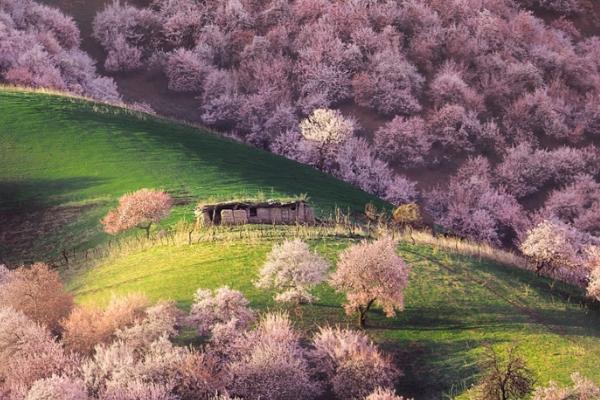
[358,299,376,328]
[143,223,152,239]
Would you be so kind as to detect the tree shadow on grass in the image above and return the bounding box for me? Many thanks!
[384,337,496,400]
[0,176,107,210]
[0,177,108,263]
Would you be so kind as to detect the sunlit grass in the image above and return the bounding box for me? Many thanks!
[66,228,600,399]
[0,88,385,262]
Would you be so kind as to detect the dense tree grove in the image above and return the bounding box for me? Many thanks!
[0,0,119,101]
[0,260,411,400]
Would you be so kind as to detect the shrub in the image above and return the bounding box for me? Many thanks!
[187,286,255,337]
[62,293,148,354]
[26,376,88,400]
[0,262,73,333]
[310,327,398,399]
[392,203,423,231]
[102,189,173,238]
[533,373,600,399]
[256,239,329,305]
[330,236,410,327]
[227,312,321,400]
[0,307,76,398]
[364,388,409,400]
[475,345,535,400]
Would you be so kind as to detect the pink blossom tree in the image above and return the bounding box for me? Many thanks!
[165,48,210,93]
[335,137,418,205]
[62,293,148,354]
[428,157,528,245]
[101,189,173,238]
[585,247,600,302]
[256,239,329,305]
[0,0,119,101]
[373,116,431,167]
[354,49,424,116]
[0,307,77,399]
[0,262,73,333]
[540,175,600,236]
[330,236,410,327]
[310,327,398,399]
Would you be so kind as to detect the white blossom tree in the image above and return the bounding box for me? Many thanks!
[255,239,329,305]
[299,108,355,170]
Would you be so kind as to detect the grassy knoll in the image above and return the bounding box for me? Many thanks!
[0,89,385,262]
[66,230,600,400]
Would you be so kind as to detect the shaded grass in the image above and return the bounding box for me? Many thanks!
[66,236,600,399]
[0,89,385,262]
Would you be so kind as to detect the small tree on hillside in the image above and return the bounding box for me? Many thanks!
[330,236,410,327]
[0,263,73,333]
[393,203,423,244]
[102,189,173,238]
[475,345,535,400]
[299,108,354,170]
[255,239,329,305]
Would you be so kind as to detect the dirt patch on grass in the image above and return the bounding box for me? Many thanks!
[0,204,97,265]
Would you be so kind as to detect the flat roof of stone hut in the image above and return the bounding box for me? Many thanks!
[196,199,308,211]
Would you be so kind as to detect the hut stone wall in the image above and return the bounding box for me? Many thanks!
[197,201,316,226]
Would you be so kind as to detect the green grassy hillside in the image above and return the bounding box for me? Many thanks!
[0,89,385,263]
[67,230,600,400]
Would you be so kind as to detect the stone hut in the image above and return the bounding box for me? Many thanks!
[195,199,316,226]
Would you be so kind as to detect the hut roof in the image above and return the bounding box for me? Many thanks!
[196,198,308,212]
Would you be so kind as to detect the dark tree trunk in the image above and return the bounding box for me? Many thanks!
[142,223,152,238]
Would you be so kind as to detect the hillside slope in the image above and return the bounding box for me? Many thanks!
[0,89,385,263]
[67,232,600,399]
